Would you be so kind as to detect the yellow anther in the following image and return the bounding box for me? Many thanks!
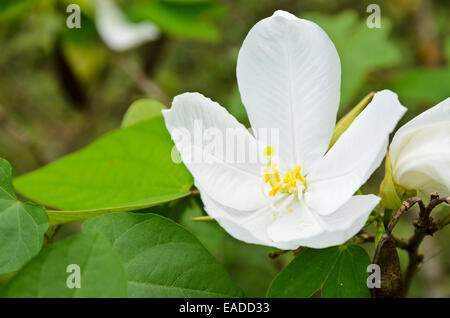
[274,171,281,182]
[291,165,301,176]
[263,146,275,157]
[269,183,282,196]
[287,208,293,213]
[296,173,306,183]
[262,147,305,198]
[290,165,305,183]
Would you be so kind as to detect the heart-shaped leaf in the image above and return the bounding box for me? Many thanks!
[83,212,244,297]
[121,99,165,128]
[14,117,193,225]
[0,158,48,274]
[267,245,371,298]
[0,232,127,297]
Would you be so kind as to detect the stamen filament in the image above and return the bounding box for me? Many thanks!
[262,147,306,198]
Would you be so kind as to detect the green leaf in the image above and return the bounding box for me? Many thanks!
[389,67,450,105]
[267,245,371,298]
[121,99,166,128]
[0,158,49,274]
[321,246,371,298]
[178,198,280,297]
[162,0,212,4]
[304,11,401,108]
[0,233,128,297]
[0,0,33,17]
[83,212,244,297]
[178,198,226,254]
[14,117,193,225]
[125,1,223,42]
[61,40,108,86]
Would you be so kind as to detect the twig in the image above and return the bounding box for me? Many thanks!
[385,197,422,235]
[354,230,375,244]
[403,193,450,294]
[268,246,306,259]
[190,189,200,196]
[372,193,450,297]
[391,234,409,250]
[268,249,289,259]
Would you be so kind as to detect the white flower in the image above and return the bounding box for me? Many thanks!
[163,11,406,249]
[389,98,450,196]
[94,0,160,51]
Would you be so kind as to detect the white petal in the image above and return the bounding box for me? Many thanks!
[163,92,267,211]
[198,187,296,249]
[266,201,323,246]
[317,195,379,245]
[390,98,450,195]
[267,195,379,249]
[95,0,160,51]
[305,90,406,215]
[236,10,341,171]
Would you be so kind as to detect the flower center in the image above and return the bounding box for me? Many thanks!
[262,146,306,198]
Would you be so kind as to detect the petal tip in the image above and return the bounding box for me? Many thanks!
[272,10,299,20]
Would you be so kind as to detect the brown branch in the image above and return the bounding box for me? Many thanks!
[372,193,450,297]
[190,189,200,196]
[391,234,409,250]
[385,197,422,235]
[268,249,289,259]
[403,193,450,294]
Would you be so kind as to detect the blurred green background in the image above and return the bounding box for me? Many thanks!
[0,0,449,297]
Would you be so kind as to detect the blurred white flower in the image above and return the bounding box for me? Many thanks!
[163,11,406,249]
[94,0,160,51]
[389,98,450,196]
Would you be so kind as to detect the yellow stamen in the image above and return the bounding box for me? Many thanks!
[269,183,282,196]
[290,165,306,183]
[262,146,306,198]
[274,171,281,182]
[296,173,306,183]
